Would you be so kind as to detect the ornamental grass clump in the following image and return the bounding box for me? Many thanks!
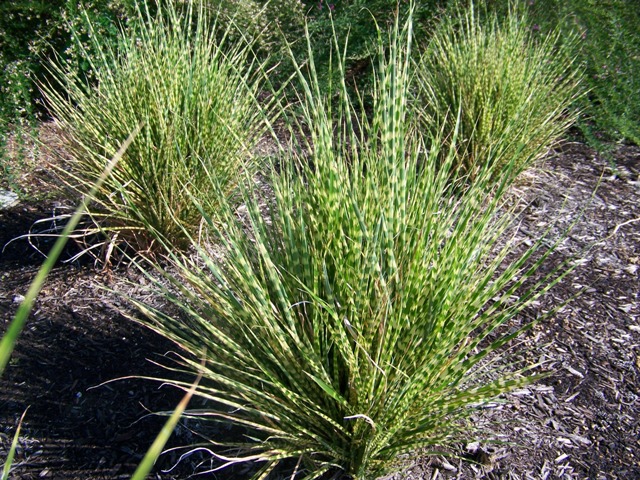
[131,10,572,480]
[41,0,265,253]
[415,1,581,184]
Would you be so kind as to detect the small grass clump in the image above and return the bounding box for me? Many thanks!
[41,0,265,254]
[130,9,573,479]
[415,1,581,184]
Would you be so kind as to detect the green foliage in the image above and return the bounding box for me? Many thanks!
[528,0,640,145]
[41,0,266,253]
[0,1,54,184]
[415,1,582,183]
[0,0,54,125]
[206,0,305,53]
[0,1,139,196]
[298,0,460,99]
[301,0,448,68]
[0,1,137,125]
[0,123,25,204]
[482,0,640,146]
[131,9,571,479]
[208,0,454,98]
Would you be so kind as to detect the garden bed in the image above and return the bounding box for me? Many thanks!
[1,137,639,479]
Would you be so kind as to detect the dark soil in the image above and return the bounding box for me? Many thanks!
[0,216,189,479]
[1,138,639,479]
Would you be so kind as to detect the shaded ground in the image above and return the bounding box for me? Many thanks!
[0,228,189,479]
[1,136,639,479]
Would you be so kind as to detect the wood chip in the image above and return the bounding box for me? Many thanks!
[564,365,584,378]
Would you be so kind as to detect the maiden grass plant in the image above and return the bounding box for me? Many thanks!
[130,9,572,480]
[415,1,581,184]
[41,0,265,253]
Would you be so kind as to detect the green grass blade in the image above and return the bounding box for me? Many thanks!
[1,408,28,480]
[130,366,203,480]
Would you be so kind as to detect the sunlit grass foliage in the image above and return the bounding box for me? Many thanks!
[41,0,265,253]
[415,1,581,184]
[129,9,572,479]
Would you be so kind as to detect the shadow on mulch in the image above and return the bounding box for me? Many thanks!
[0,205,192,479]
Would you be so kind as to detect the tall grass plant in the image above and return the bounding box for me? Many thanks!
[42,0,266,253]
[129,8,573,479]
[415,1,581,183]
[484,0,640,146]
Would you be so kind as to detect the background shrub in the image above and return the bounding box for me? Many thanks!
[528,0,640,146]
[415,2,582,183]
[207,0,456,102]
[0,0,63,127]
[42,0,265,254]
[2,0,637,151]
[207,0,305,54]
[298,0,449,87]
[0,1,138,126]
[0,0,140,195]
[131,10,570,479]
[236,0,638,150]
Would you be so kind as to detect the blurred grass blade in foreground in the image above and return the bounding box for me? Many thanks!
[131,363,203,480]
[1,407,28,480]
